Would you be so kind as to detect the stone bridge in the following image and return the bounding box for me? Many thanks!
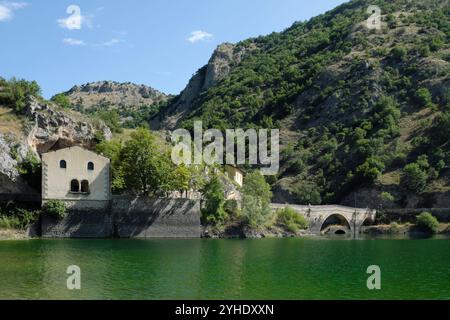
[271,203,376,236]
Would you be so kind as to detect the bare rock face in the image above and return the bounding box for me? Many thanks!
[152,43,251,129]
[0,133,35,193]
[64,81,167,109]
[0,97,112,193]
[24,96,112,154]
[178,43,241,108]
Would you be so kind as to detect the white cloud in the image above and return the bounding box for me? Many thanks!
[187,30,213,43]
[57,5,92,30]
[92,38,121,47]
[63,38,122,48]
[99,38,120,47]
[0,2,27,21]
[63,38,86,46]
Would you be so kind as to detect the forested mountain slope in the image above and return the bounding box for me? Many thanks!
[153,0,450,207]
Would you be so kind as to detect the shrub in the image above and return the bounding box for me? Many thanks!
[380,192,395,203]
[43,200,66,219]
[0,216,22,229]
[416,212,439,233]
[389,222,400,233]
[415,88,433,108]
[51,93,71,108]
[391,46,407,61]
[401,163,428,192]
[276,207,309,232]
[292,181,322,205]
[0,208,39,230]
[17,152,42,191]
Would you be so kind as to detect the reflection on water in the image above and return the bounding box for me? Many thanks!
[0,238,449,299]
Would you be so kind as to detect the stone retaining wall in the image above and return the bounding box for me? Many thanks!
[40,197,201,238]
[112,196,201,238]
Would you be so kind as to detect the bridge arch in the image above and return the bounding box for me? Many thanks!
[320,213,352,235]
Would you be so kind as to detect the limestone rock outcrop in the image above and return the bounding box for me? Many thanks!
[0,97,112,193]
[64,81,167,109]
[24,96,112,154]
[151,43,253,129]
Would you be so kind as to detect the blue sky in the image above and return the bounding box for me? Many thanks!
[0,0,347,98]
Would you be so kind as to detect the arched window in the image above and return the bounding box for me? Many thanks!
[81,180,90,194]
[70,179,79,192]
[87,162,94,171]
[60,160,67,169]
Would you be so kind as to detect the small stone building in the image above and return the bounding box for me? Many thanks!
[42,146,111,207]
[224,165,244,187]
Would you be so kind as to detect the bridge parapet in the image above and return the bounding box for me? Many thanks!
[271,203,376,235]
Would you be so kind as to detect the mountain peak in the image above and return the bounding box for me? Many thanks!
[64,81,168,109]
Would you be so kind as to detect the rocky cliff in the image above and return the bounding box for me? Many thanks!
[0,96,111,193]
[151,43,255,129]
[64,81,168,110]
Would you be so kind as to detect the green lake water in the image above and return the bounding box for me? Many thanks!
[0,237,449,300]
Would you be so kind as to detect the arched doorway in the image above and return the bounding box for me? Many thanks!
[320,214,351,235]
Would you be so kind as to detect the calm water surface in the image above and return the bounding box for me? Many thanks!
[0,237,449,299]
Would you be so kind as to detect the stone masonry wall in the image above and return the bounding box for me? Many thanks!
[112,196,201,238]
[40,197,201,238]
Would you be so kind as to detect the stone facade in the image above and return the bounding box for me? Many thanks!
[42,146,111,203]
[224,165,244,187]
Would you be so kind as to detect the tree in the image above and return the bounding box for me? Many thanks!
[293,181,322,205]
[356,157,385,183]
[96,140,125,193]
[242,171,272,227]
[98,111,123,133]
[119,128,171,195]
[0,78,41,113]
[201,175,227,224]
[169,164,191,196]
[401,163,428,192]
[415,88,433,108]
[51,93,71,108]
[433,111,450,144]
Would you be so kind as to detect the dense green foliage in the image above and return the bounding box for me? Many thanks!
[97,110,123,133]
[401,162,428,192]
[50,93,71,109]
[157,0,449,203]
[276,207,309,232]
[96,128,191,196]
[242,172,272,227]
[201,176,227,224]
[416,211,439,233]
[0,77,41,112]
[0,203,40,230]
[17,152,42,192]
[43,200,66,219]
